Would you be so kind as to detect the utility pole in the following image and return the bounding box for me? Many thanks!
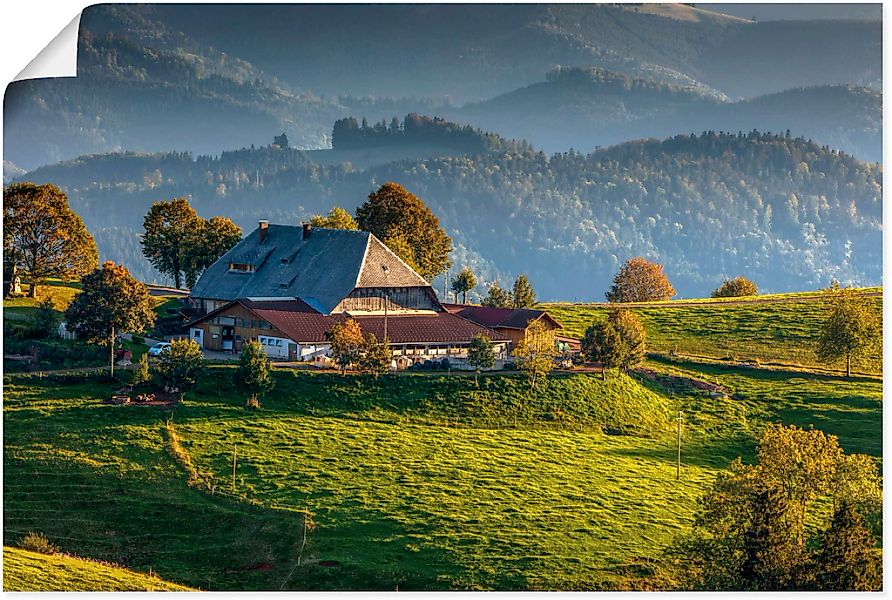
[443,268,449,302]
[232,444,237,493]
[676,410,683,481]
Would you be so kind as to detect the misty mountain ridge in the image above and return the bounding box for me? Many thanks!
[455,67,881,161]
[16,127,881,300]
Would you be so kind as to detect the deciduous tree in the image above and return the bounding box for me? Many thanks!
[681,425,881,591]
[184,216,242,288]
[712,276,758,298]
[582,309,646,376]
[309,207,359,230]
[359,334,392,378]
[512,319,557,389]
[141,198,200,289]
[817,284,880,377]
[64,261,155,377]
[467,333,495,385]
[328,318,365,375]
[355,182,452,279]
[606,257,675,303]
[156,338,205,401]
[813,502,881,591]
[235,340,274,408]
[512,274,536,308]
[451,266,477,303]
[3,182,98,298]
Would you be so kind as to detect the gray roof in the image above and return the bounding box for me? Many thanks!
[189,224,431,314]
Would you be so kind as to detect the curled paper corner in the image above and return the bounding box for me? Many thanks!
[14,12,81,82]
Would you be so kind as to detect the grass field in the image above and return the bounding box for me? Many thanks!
[542,289,882,375]
[4,359,881,590]
[3,547,192,591]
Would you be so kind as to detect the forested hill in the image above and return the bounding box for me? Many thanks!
[19,131,881,300]
[457,68,882,161]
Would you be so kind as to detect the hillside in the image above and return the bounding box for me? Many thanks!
[18,130,882,300]
[543,288,883,375]
[4,344,881,589]
[3,548,192,591]
[458,68,881,161]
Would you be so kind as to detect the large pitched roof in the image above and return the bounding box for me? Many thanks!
[189,225,431,314]
[441,303,562,330]
[193,299,509,345]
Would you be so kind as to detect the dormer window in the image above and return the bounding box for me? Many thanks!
[228,262,255,273]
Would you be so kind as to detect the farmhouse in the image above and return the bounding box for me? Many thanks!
[187,221,511,367]
[441,303,572,351]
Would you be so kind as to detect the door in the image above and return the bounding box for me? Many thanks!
[190,327,204,348]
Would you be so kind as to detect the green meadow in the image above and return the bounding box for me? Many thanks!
[3,547,192,591]
[542,289,882,375]
[3,355,881,590]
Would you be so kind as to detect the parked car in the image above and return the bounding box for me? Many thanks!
[147,342,171,357]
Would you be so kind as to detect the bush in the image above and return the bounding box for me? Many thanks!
[131,334,145,344]
[712,276,758,298]
[246,396,262,410]
[19,532,58,555]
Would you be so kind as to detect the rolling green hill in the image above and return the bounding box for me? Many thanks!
[3,355,881,590]
[543,288,882,375]
[3,547,192,591]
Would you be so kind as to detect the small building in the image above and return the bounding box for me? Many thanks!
[186,221,511,367]
[441,303,572,352]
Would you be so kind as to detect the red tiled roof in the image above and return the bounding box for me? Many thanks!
[247,306,510,345]
[441,303,562,330]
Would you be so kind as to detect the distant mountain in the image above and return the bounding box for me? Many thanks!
[144,3,880,100]
[455,68,881,161]
[4,4,881,170]
[18,129,882,300]
[698,3,881,22]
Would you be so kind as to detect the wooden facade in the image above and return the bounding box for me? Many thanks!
[188,302,298,358]
[332,286,440,314]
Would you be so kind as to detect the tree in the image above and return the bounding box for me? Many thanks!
[309,207,359,230]
[184,216,242,289]
[581,309,646,376]
[3,182,98,298]
[359,334,392,378]
[273,132,289,148]
[511,319,557,389]
[327,319,365,375]
[32,297,60,339]
[481,281,512,308]
[683,425,880,591]
[817,285,880,377]
[141,198,200,289]
[355,182,452,279]
[156,338,205,401]
[64,261,155,377]
[606,257,675,303]
[467,334,495,385]
[712,276,758,298]
[380,233,422,273]
[234,340,274,408]
[451,266,477,303]
[609,309,647,370]
[131,352,151,387]
[142,198,241,290]
[813,502,881,591]
[511,275,536,308]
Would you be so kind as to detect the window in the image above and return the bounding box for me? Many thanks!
[228,262,254,273]
[275,339,282,347]
[193,330,201,338]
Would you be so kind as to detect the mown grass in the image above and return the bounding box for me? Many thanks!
[3,547,193,591]
[542,289,882,375]
[4,359,879,590]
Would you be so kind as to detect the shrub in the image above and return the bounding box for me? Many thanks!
[131,352,151,387]
[131,334,145,344]
[712,276,758,298]
[19,532,58,555]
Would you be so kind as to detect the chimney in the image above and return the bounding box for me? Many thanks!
[302,222,312,240]
[258,220,269,243]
